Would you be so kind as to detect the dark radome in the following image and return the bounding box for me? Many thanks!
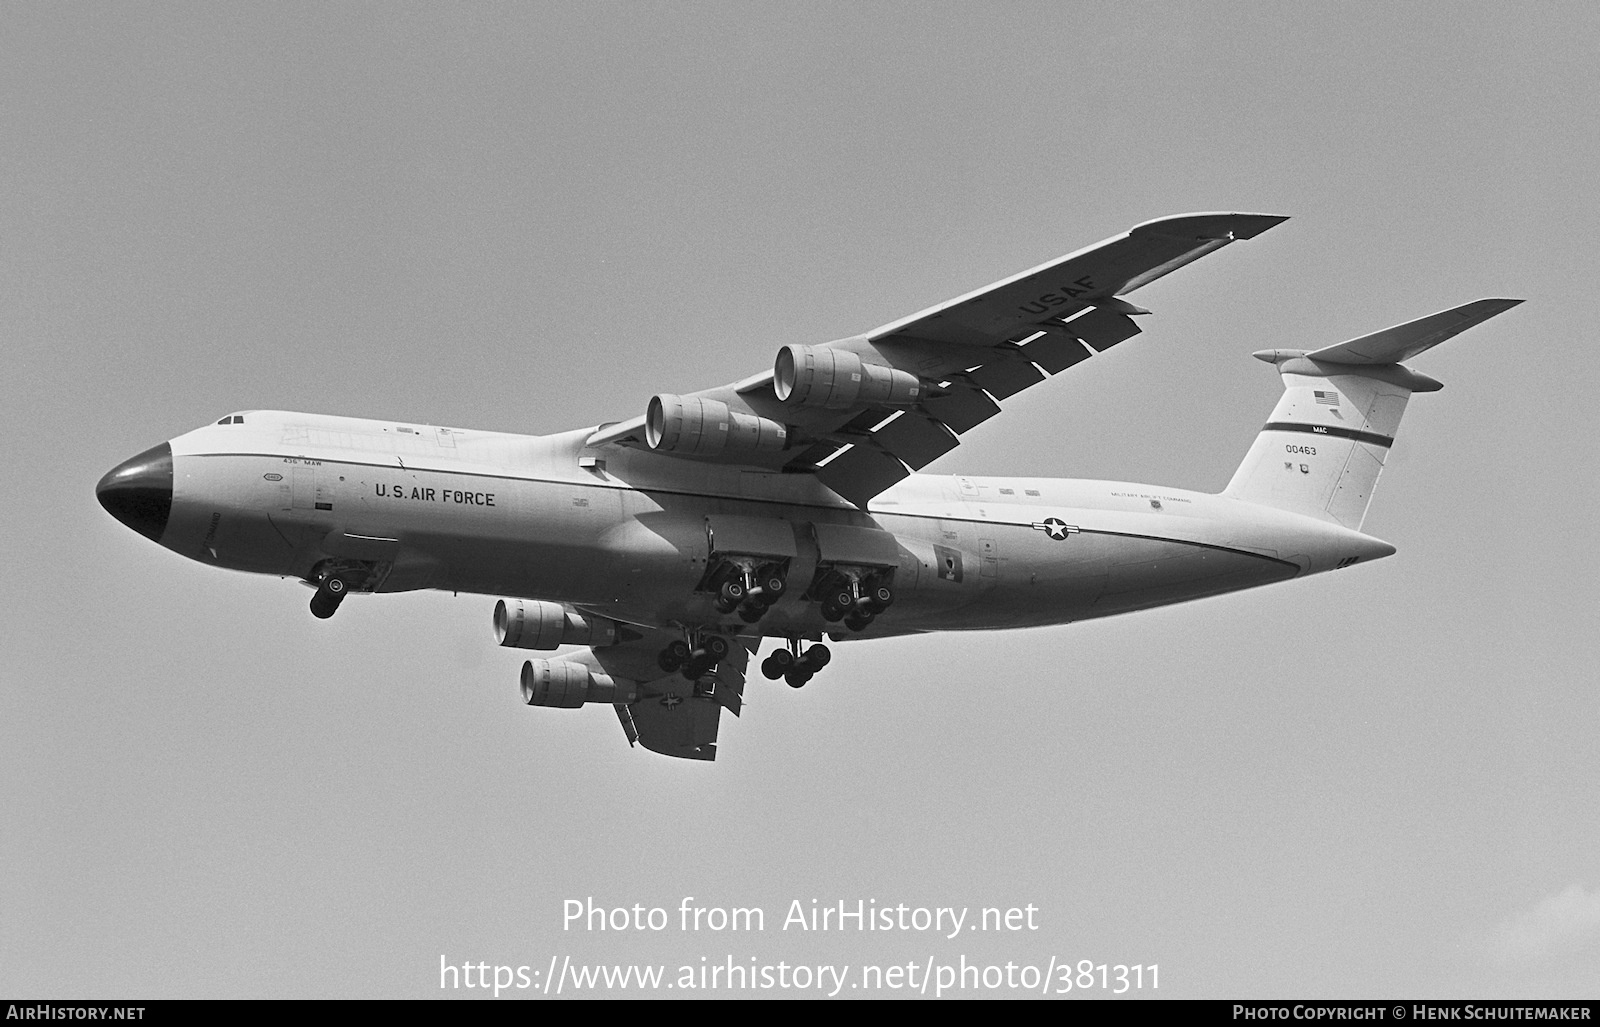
[96,442,173,542]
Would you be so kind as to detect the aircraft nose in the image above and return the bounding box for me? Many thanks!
[96,442,174,542]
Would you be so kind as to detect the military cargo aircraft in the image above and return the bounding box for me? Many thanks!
[96,213,1520,760]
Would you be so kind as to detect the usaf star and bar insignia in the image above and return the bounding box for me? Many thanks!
[1030,517,1080,541]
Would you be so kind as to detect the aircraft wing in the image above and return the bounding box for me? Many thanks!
[569,623,749,761]
[588,212,1287,506]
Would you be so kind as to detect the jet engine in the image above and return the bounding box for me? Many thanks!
[773,345,922,410]
[646,395,788,456]
[495,599,620,650]
[520,659,638,707]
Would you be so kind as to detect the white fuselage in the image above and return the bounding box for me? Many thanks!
[152,411,1394,638]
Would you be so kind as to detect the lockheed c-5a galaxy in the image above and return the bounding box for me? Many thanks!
[97,213,1520,760]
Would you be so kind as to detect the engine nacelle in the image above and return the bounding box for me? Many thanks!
[646,395,788,456]
[773,345,922,410]
[495,599,619,650]
[520,659,637,707]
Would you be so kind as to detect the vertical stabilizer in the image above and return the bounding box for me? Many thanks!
[1224,299,1520,530]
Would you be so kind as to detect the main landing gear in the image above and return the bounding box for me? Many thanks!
[709,560,788,624]
[816,570,894,633]
[761,638,831,688]
[657,630,732,681]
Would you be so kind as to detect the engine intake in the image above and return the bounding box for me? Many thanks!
[520,659,638,707]
[646,395,788,456]
[495,599,619,650]
[774,345,922,410]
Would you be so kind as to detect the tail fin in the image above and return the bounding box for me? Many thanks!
[1224,299,1521,530]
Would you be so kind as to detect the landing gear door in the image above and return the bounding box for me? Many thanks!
[810,523,902,569]
[704,515,799,564]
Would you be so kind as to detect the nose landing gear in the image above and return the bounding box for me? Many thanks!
[307,562,368,619]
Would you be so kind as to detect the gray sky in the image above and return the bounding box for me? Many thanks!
[3,0,1597,999]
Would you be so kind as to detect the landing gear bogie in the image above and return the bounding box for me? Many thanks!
[810,566,894,630]
[843,610,875,633]
[765,638,831,686]
[657,630,733,681]
[706,558,790,621]
[658,639,692,673]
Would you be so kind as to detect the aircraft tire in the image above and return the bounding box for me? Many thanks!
[659,639,691,671]
[309,589,343,620]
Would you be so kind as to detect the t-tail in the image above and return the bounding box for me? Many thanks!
[1224,298,1522,531]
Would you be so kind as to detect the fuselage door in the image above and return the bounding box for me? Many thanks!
[291,463,313,510]
[979,536,999,585]
[291,461,334,515]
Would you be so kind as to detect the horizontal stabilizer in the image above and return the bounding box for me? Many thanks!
[1306,298,1522,365]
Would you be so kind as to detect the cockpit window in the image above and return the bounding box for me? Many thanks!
[215,415,246,425]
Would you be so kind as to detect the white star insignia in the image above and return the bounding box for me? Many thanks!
[1031,517,1079,541]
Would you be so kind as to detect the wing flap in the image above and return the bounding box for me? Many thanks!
[918,382,1001,434]
[1063,306,1143,351]
[868,412,960,466]
[814,445,912,509]
[625,691,722,761]
[967,353,1047,399]
[1019,326,1093,373]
